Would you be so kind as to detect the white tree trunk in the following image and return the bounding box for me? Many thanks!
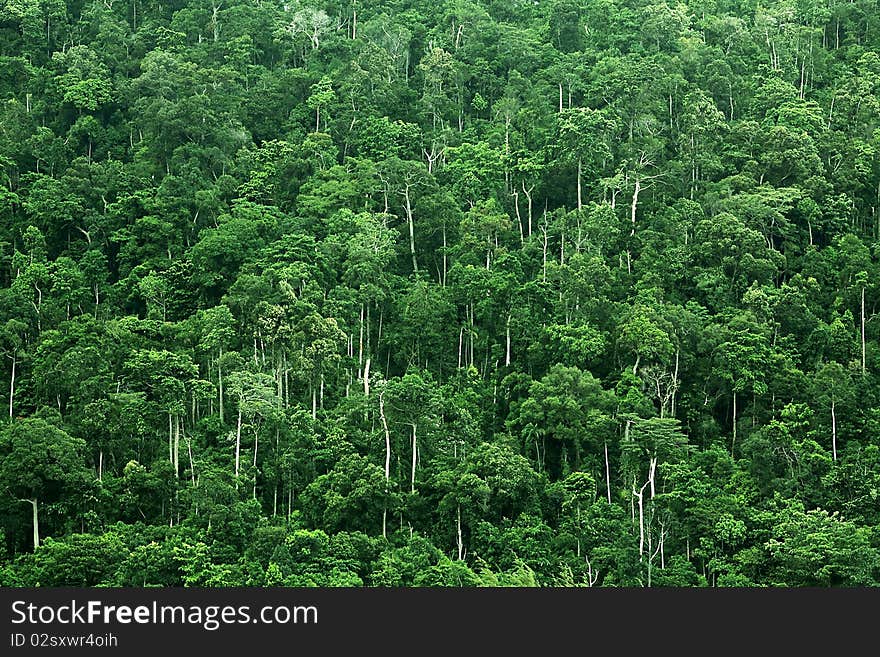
[379,391,391,538]
[862,285,866,376]
[8,353,15,420]
[410,424,417,494]
[457,504,464,560]
[235,407,242,483]
[505,313,512,366]
[27,497,39,550]
[630,179,641,236]
[831,397,837,461]
[604,440,612,504]
[218,348,224,424]
[404,185,418,273]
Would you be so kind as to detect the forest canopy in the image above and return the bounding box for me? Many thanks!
[0,0,879,587]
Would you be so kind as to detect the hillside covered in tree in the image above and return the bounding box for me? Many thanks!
[1,0,879,587]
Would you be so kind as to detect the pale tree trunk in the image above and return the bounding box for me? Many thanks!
[671,349,679,417]
[585,558,598,587]
[358,304,364,376]
[253,426,259,498]
[505,313,512,367]
[8,353,15,420]
[660,520,665,569]
[456,504,464,560]
[540,220,548,282]
[218,348,224,424]
[363,357,371,397]
[235,407,242,484]
[731,390,737,454]
[410,424,418,494]
[635,479,649,559]
[379,391,391,538]
[22,497,39,550]
[457,326,464,369]
[577,158,583,212]
[185,434,196,487]
[403,185,418,273]
[604,440,612,504]
[831,397,837,461]
[646,517,663,588]
[442,224,447,285]
[522,181,534,237]
[173,415,180,478]
[168,413,173,465]
[513,189,524,244]
[630,179,641,236]
[861,285,866,376]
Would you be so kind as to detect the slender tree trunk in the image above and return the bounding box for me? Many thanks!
[457,504,464,560]
[358,304,364,376]
[505,313,512,367]
[861,285,866,376]
[218,348,224,424]
[577,158,583,212]
[541,221,548,282]
[523,182,533,237]
[456,325,465,369]
[831,397,837,461]
[363,357,371,397]
[30,498,39,550]
[604,440,612,504]
[168,413,173,465]
[635,481,647,559]
[253,427,259,498]
[411,423,417,494]
[513,189,524,244]
[442,223,448,285]
[379,391,391,538]
[173,415,180,478]
[186,434,196,487]
[9,353,15,420]
[630,179,641,236]
[731,390,737,454]
[235,407,242,483]
[403,185,418,273]
[671,349,679,417]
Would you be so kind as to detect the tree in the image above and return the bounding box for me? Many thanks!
[507,365,613,478]
[0,418,88,550]
[811,362,855,461]
[300,453,389,535]
[307,76,335,133]
[554,108,614,212]
[713,313,774,452]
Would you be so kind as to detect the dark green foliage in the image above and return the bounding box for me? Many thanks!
[0,0,879,588]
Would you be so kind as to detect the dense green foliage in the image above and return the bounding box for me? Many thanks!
[1,0,879,587]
